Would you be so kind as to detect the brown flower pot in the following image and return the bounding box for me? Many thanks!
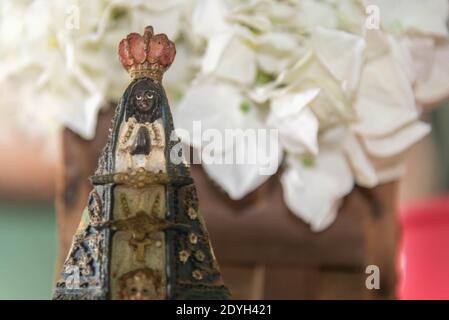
[55,107,400,299]
[0,131,55,201]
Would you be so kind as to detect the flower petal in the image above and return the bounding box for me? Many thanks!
[364,0,449,37]
[362,121,430,158]
[267,89,320,155]
[174,82,245,151]
[192,0,230,39]
[312,27,365,94]
[414,40,449,107]
[370,155,406,184]
[58,93,103,140]
[202,33,256,86]
[344,133,379,188]
[281,148,354,232]
[353,53,418,137]
[279,52,355,127]
[201,121,282,200]
[295,0,337,32]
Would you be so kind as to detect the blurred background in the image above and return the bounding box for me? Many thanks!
[1,0,449,299]
[4,105,449,299]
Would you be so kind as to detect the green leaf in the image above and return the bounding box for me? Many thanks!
[111,6,128,21]
[255,69,275,85]
[240,100,251,113]
[302,154,314,168]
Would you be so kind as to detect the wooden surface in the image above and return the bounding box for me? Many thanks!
[0,131,55,200]
[55,108,400,299]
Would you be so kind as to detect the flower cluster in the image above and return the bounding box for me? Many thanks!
[0,0,194,139]
[1,0,449,231]
[175,0,449,231]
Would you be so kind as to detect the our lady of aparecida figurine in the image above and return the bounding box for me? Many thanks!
[53,26,230,300]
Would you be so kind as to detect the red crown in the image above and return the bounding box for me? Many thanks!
[118,26,176,82]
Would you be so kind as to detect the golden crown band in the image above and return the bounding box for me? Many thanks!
[128,62,166,82]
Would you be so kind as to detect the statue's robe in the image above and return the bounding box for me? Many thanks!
[53,78,230,300]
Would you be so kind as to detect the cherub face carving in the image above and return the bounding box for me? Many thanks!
[119,268,162,300]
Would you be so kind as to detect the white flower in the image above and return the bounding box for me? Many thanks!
[295,0,338,33]
[267,89,320,155]
[364,0,449,37]
[282,129,354,232]
[175,81,245,151]
[201,31,257,86]
[362,122,430,158]
[174,80,282,200]
[279,53,352,129]
[343,132,379,187]
[176,0,445,230]
[0,0,195,139]
[1,0,447,231]
[352,50,418,137]
[344,121,430,189]
[406,37,449,108]
[311,27,365,96]
[192,0,230,40]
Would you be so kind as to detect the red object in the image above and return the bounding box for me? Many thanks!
[118,26,176,73]
[399,195,449,299]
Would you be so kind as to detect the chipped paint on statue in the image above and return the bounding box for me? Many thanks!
[53,26,230,300]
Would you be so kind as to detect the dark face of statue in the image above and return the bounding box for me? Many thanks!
[134,88,156,113]
[127,79,162,123]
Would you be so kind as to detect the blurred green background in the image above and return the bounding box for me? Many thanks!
[0,202,56,299]
[432,103,449,191]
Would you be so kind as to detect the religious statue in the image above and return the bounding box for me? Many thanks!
[52,26,231,300]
